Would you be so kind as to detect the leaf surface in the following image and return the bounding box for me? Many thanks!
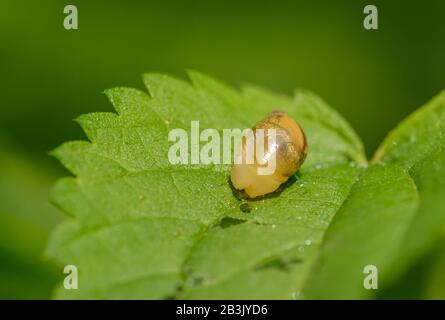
[304,91,445,298]
[48,73,445,299]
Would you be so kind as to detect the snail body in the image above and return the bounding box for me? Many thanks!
[231,110,307,198]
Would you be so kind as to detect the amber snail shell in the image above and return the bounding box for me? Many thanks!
[231,110,308,198]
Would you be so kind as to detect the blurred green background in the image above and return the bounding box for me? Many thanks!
[0,0,444,299]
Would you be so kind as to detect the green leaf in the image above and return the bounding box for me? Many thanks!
[303,164,418,299]
[48,72,445,299]
[304,91,445,298]
[373,91,445,271]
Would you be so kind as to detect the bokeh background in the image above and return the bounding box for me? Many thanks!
[1,0,444,299]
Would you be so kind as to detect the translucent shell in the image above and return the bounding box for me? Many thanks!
[231,110,308,198]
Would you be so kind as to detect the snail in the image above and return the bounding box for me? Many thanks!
[231,110,308,198]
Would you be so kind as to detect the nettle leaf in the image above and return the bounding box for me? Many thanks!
[47,72,445,299]
[304,91,445,299]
